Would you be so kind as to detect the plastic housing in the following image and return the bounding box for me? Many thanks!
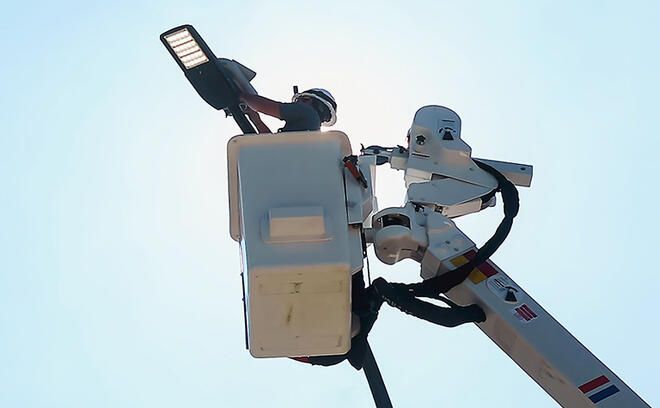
[227,131,357,358]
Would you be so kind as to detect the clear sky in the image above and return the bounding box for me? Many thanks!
[1,1,659,407]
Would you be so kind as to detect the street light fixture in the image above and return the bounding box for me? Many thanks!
[160,24,256,133]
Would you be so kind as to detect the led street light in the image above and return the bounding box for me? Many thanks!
[163,27,209,70]
[160,24,256,133]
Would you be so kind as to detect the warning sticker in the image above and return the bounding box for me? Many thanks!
[512,304,538,323]
[487,275,520,304]
[450,250,499,284]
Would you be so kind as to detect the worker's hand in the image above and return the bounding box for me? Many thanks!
[244,106,272,133]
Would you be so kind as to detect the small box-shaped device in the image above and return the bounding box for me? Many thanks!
[227,131,360,358]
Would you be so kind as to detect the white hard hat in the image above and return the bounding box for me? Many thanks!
[292,88,337,126]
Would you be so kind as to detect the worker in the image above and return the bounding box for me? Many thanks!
[239,88,337,133]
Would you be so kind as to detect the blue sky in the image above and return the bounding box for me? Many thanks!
[1,1,659,407]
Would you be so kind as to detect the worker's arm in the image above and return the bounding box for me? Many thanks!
[245,108,272,133]
[239,93,283,119]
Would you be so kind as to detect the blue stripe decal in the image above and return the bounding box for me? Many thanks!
[589,385,620,404]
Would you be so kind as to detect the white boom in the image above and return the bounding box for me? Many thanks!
[445,253,648,407]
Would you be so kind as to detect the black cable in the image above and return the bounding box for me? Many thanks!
[366,251,372,285]
[362,341,393,408]
[404,160,519,298]
[239,272,249,349]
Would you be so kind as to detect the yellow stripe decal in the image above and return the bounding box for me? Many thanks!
[451,255,488,284]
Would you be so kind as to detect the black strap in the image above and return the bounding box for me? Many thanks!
[362,341,393,408]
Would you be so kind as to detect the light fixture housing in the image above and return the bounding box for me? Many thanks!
[160,24,256,133]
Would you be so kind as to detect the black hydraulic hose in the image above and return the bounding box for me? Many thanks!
[373,278,486,327]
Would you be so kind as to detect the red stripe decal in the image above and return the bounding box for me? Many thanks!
[464,250,477,260]
[521,304,537,318]
[579,375,609,393]
[516,306,533,320]
[517,306,530,320]
[479,261,498,277]
[462,251,498,277]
